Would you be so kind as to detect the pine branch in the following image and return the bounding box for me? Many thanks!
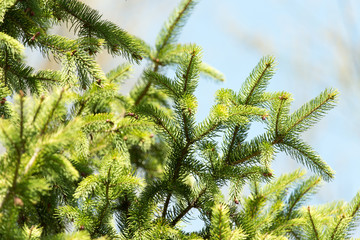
[329,214,345,240]
[241,56,275,105]
[155,0,197,52]
[92,166,112,237]
[307,206,320,240]
[144,70,180,99]
[285,176,320,220]
[279,136,334,181]
[170,187,206,226]
[182,50,196,93]
[275,98,286,137]
[286,89,338,135]
[134,1,198,106]
[162,142,192,220]
[24,147,41,175]
[0,0,17,23]
[32,95,45,123]
[133,63,159,106]
[39,88,64,136]
[53,0,143,62]
[0,91,25,212]
[224,57,275,164]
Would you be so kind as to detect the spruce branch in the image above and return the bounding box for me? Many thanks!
[182,50,196,93]
[133,0,198,106]
[275,97,286,137]
[240,56,275,105]
[0,91,25,212]
[329,214,345,240]
[224,57,275,164]
[133,62,160,106]
[32,95,45,124]
[170,187,207,226]
[135,104,180,145]
[92,166,112,237]
[155,0,197,52]
[0,0,17,23]
[24,147,41,175]
[106,63,132,83]
[39,88,64,136]
[345,191,360,235]
[199,62,225,82]
[144,70,180,99]
[162,141,193,220]
[307,206,320,240]
[53,0,143,62]
[285,176,321,220]
[286,88,339,135]
[279,136,334,181]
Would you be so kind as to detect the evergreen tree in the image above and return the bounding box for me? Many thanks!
[0,0,359,239]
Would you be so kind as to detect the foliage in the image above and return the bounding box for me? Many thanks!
[0,0,359,239]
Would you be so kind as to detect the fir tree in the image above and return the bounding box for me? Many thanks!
[0,0,359,239]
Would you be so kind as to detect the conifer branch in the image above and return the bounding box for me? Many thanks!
[286,89,338,134]
[192,121,221,143]
[154,115,178,145]
[156,0,195,52]
[0,126,20,212]
[350,199,360,218]
[244,62,272,105]
[224,126,241,164]
[92,166,112,236]
[0,1,352,237]
[134,64,159,106]
[162,142,192,220]
[275,99,285,136]
[225,58,275,164]
[32,96,44,124]
[2,47,9,87]
[182,112,190,142]
[170,187,206,226]
[285,177,320,220]
[24,147,41,175]
[144,70,179,98]
[280,137,334,181]
[229,137,280,166]
[182,50,196,93]
[134,0,197,106]
[307,206,319,240]
[330,214,345,240]
[19,90,25,151]
[0,125,18,153]
[40,88,64,136]
[162,195,171,220]
[0,91,25,212]
[107,63,132,83]
[54,0,143,62]
[0,0,17,23]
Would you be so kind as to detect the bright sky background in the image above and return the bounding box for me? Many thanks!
[32,0,360,235]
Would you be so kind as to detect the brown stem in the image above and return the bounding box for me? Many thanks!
[170,187,206,226]
[307,206,319,240]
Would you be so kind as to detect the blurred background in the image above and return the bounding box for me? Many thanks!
[29,0,360,234]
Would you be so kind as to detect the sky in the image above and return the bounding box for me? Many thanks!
[31,0,360,234]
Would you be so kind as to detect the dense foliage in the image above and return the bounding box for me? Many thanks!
[0,0,359,239]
